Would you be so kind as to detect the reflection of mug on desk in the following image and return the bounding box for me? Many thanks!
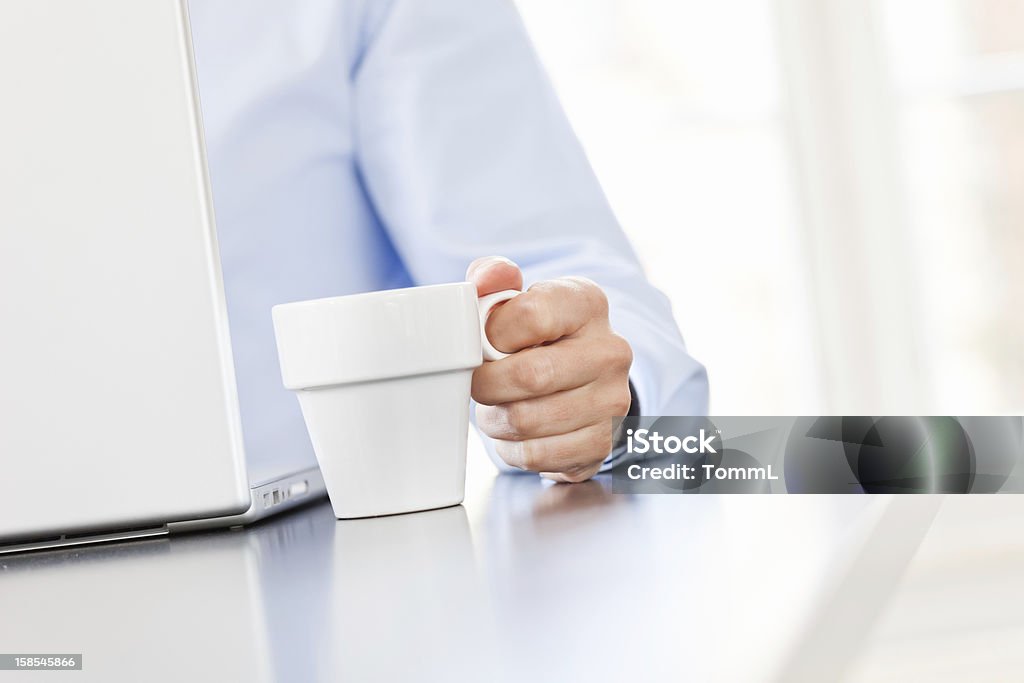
[273,283,519,519]
[328,505,500,680]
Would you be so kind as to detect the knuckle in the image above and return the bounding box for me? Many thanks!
[607,382,632,417]
[518,440,544,471]
[608,333,634,371]
[587,282,610,317]
[512,354,556,395]
[561,277,608,317]
[520,295,556,339]
[503,401,536,439]
[619,384,633,414]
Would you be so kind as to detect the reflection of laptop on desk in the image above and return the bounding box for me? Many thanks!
[0,0,325,554]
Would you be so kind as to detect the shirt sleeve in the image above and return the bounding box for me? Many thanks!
[351,0,708,471]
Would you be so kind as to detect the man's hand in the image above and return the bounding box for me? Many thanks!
[467,256,634,483]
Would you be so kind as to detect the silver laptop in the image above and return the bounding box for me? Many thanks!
[0,0,325,554]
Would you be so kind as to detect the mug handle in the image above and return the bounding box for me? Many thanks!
[477,289,521,362]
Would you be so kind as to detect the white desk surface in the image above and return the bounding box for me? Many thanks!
[1,449,1020,682]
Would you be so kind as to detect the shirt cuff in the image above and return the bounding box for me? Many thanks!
[598,378,640,472]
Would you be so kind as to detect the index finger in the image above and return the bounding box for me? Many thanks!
[485,277,608,354]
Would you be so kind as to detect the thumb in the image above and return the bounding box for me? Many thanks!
[466,256,523,297]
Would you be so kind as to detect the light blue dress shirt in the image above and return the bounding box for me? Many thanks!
[187,0,708,482]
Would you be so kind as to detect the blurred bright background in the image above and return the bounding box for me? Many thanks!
[512,0,1024,416]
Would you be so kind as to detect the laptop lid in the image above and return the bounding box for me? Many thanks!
[0,0,251,542]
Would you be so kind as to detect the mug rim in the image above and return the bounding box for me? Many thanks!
[271,281,483,390]
[272,282,474,315]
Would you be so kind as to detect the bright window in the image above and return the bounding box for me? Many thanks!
[515,0,1022,415]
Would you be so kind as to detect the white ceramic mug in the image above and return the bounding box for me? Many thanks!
[272,282,519,519]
